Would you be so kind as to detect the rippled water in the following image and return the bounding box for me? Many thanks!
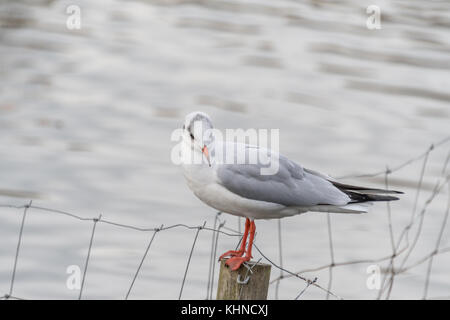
[0,0,449,299]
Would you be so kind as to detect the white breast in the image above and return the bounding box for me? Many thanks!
[181,138,300,219]
[182,163,295,219]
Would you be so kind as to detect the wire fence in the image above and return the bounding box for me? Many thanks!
[272,136,450,300]
[0,136,449,300]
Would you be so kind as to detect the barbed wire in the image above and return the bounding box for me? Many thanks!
[0,136,449,300]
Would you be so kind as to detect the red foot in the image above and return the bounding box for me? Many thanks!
[225,255,252,271]
[219,250,245,261]
[220,219,255,271]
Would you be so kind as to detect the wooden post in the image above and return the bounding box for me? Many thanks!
[216,260,271,300]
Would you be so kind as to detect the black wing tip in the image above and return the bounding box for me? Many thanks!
[381,195,400,201]
[346,192,400,203]
[330,181,404,195]
[380,190,404,195]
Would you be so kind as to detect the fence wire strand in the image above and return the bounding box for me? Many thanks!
[179,222,206,300]
[78,214,101,300]
[8,200,32,298]
[125,226,161,300]
[326,213,335,300]
[274,219,284,300]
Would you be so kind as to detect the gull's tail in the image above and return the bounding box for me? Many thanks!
[330,181,403,203]
[305,181,403,214]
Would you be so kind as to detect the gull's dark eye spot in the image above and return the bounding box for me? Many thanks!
[190,133,194,140]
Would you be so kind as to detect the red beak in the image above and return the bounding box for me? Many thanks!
[202,145,211,167]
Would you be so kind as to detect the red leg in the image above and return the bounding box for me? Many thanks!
[225,220,255,271]
[219,218,250,260]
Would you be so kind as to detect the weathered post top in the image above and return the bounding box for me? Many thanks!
[216,260,271,300]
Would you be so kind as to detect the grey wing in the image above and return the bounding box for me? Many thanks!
[216,154,350,207]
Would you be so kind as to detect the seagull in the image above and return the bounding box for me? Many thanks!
[180,111,402,271]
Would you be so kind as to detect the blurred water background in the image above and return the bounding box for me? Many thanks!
[0,0,449,299]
